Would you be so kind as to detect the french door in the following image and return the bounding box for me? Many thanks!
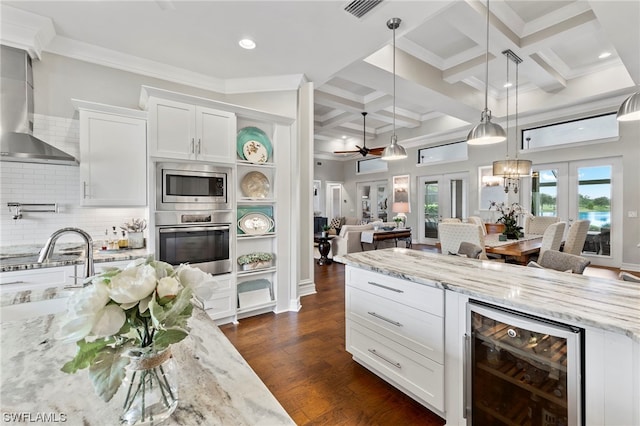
[418,172,469,244]
[325,182,342,219]
[356,180,388,223]
[523,157,621,267]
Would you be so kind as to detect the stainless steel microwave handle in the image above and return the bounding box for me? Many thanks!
[159,226,229,233]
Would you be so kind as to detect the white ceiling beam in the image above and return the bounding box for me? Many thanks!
[589,0,640,85]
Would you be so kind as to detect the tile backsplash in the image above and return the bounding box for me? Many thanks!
[0,114,146,248]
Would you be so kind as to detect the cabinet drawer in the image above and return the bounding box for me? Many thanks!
[0,266,73,289]
[347,320,444,411]
[203,292,235,319]
[347,286,444,363]
[212,274,233,292]
[346,267,443,316]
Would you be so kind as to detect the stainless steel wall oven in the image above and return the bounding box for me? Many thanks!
[155,211,232,275]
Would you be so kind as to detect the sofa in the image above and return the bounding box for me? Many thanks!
[330,221,405,258]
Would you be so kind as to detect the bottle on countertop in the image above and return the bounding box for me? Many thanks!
[101,229,108,251]
[118,230,128,249]
[109,226,119,250]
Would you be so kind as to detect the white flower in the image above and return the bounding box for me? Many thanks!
[175,264,215,300]
[157,276,182,300]
[58,282,118,342]
[91,304,126,337]
[109,264,157,304]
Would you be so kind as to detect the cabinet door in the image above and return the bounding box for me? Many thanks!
[149,99,195,159]
[195,106,236,163]
[79,111,147,206]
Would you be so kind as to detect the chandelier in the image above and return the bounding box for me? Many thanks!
[492,49,531,193]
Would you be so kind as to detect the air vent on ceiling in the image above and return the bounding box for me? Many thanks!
[344,0,384,18]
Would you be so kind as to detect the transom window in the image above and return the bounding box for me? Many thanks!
[522,113,618,150]
[418,141,467,165]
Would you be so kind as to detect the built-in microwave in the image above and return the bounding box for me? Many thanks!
[156,162,230,211]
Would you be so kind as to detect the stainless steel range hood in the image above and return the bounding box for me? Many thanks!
[1,45,78,166]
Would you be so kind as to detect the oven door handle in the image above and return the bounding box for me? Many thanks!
[159,226,229,233]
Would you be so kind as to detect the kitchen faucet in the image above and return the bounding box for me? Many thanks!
[38,227,95,282]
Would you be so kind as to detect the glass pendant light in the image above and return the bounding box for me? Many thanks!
[492,49,531,193]
[381,17,407,161]
[467,0,506,145]
[617,91,640,121]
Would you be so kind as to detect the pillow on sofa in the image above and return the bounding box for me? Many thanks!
[329,217,342,230]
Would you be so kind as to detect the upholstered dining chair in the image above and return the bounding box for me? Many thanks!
[467,216,486,236]
[619,271,640,283]
[441,218,462,223]
[562,220,591,255]
[538,221,567,258]
[438,222,487,260]
[524,215,560,235]
[527,250,591,274]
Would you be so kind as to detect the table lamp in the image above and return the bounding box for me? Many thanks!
[392,202,410,228]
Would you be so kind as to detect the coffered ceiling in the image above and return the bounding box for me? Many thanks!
[2,1,638,159]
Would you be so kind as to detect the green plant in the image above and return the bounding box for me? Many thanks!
[393,217,402,223]
[237,252,274,265]
[489,201,524,238]
[322,224,331,231]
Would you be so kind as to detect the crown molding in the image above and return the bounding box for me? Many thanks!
[1,4,304,94]
[0,4,55,59]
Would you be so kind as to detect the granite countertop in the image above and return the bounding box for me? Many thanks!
[1,308,295,425]
[0,243,151,273]
[336,248,640,342]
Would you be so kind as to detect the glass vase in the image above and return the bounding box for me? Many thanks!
[120,348,179,425]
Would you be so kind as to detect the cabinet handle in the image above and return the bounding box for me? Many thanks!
[367,281,404,293]
[463,333,471,419]
[2,280,25,285]
[190,138,195,153]
[367,311,402,327]
[368,348,401,369]
[83,181,88,199]
[197,138,201,154]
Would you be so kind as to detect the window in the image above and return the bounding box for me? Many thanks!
[356,157,388,174]
[418,141,467,165]
[522,113,618,150]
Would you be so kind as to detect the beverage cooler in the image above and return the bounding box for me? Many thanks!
[465,301,584,426]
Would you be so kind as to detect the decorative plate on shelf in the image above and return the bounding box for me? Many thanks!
[237,127,272,163]
[240,171,270,198]
[238,212,274,235]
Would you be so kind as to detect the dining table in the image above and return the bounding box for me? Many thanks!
[484,233,543,265]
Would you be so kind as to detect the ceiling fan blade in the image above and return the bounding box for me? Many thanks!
[369,147,385,154]
[334,150,359,154]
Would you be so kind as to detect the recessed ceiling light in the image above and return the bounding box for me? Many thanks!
[239,39,256,50]
[342,135,347,139]
[599,52,611,59]
[504,82,512,88]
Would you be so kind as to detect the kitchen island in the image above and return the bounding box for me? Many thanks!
[1,306,294,425]
[336,248,640,426]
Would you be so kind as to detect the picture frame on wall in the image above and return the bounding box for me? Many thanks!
[392,175,410,205]
[478,166,507,211]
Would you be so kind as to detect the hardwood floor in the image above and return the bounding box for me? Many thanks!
[220,244,619,425]
[220,261,446,426]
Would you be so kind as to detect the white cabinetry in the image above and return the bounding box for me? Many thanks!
[148,98,236,163]
[345,266,445,414]
[0,265,77,290]
[74,100,147,207]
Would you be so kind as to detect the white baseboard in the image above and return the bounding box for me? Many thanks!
[621,262,640,272]
[298,279,317,297]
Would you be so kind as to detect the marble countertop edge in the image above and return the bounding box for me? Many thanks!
[336,249,640,342]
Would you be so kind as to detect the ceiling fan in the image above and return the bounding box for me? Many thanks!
[334,112,384,157]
